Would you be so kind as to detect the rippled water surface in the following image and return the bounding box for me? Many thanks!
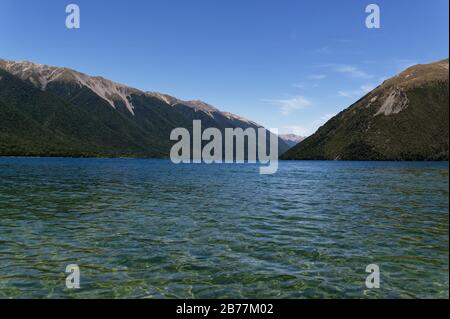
[0,158,448,298]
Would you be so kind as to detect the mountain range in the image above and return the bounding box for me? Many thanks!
[282,59,449,161]
[0,59,291,158]
[1,58,448,161]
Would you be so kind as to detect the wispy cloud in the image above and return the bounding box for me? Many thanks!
[315,63,375,79]
[263,96,312,115]
[338,84,376,98]
[308,74,326,80]
[292,83,306,89]
[334,65,374,79]
[293,80,322,89]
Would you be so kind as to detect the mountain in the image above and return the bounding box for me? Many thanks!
[0,59,290,157]
[282,59,449,161]
[279,134,305,148]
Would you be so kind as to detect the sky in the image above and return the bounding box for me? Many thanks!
[1,0,448,136]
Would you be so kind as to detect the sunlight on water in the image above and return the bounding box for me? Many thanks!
[0,158,448,298]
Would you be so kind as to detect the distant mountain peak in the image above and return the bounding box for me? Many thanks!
[279,134,305,148]
[280,134,305,142]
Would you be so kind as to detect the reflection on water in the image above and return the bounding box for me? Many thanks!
[0,158,448,298]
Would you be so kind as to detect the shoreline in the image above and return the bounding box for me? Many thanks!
[0,155,448,163]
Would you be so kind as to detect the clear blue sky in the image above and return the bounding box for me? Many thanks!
[1,0,448,136]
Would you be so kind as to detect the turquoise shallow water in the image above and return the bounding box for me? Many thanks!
[0,158,448,298]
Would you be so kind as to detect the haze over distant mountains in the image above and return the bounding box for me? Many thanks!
[0,59,290,157]
[279,134,305,148]
[282,59,449,161]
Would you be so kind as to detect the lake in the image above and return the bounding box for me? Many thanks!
[0,158,448,298]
